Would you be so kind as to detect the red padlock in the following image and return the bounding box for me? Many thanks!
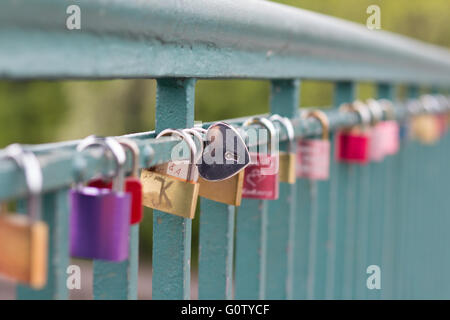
[335,102,372,165]
[242,117,279,200]
[88,139,143,225]
[297,110,330,180]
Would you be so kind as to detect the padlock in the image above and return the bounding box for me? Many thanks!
[270,115,296,184]
[412,114,440,145]
[198,122,250,181]
[87,139,143,225]
[412,95,442,145]
[141,129,199,219]
[335,101,372,164]
[242,117,279,200]
[366,99,386,162]
[198,171,245,206]
[70,137,131,262]
[196,122,250,206]
[296,110,330,180]
[0,144,48,289]
[379,99,400,155]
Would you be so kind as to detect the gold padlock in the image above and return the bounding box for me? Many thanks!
[198,171,244,206]
[270,114,296,184]
[0,144,48,289]
[141,129,199,219]
[411,114,440,145]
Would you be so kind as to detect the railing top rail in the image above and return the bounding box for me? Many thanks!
[1,0,450,84]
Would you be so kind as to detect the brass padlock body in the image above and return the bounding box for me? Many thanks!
[278,152,296,184]
[412,115,440,145]
[0,214,48,289]
[141,169,199,219]
[198,171,244,206]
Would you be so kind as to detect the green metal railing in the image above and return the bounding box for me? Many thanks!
[1,0,450,300]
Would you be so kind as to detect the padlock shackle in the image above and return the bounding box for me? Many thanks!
[117,138,140,178]
[269,114,295,153]
[304,110,330,141]
[243,117,277,156]
[2,144,43,222]
[421,94,440,114]
[340,101,372,130]
[76,136,127,192]
[182,128,204,164]
[156,129,197,182]
[192,127,207,134]
[366,99,384,124]
[378,99,396,121]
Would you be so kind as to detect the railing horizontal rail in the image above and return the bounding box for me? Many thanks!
[0,97,446,201]
[1,0,450,84]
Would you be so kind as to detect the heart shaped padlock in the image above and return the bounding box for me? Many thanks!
[197,122,250,181]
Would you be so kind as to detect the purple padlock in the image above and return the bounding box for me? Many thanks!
[70,136,131,262]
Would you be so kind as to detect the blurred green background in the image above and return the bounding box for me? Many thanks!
[0,0,448,263]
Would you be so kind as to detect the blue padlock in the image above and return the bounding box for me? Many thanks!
[70,136,131,262]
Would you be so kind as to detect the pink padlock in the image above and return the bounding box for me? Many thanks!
[366,100,386,162]
[297,110,330,180]
[242,117,279,200]
[335,101,372,165]
[381,121,400,155]
[369,123,385,162]
[378,99,400,156]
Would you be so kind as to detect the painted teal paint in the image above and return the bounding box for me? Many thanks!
[364,84,396,300]
[329,81,356,299]
[377,84,396,300]
[266,80,299,299]
[198,200,235,300]
[93,224,139,299]
[16,189,70,299]
[235,199,267,299]
[2,1,450,83]
[394,86,420,298]
[152,78,195,300]
[306,181,318,299]
[309,174,332,299]
[293,180,313,299]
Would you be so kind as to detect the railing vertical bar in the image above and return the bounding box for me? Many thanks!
[198,200,235,300]
[398,85,420,298]
[16,189,70,299]
[93,225,139,299]
[330,81,356,299]
[152,78,195,300]
[235,200,267,299]
[377,84,396,300]
[309,181,329,298]
[293,179,314,299]
[266,79,299,299]
[306,181,318,299]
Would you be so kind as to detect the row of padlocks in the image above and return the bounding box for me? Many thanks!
[0,94,449,289]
